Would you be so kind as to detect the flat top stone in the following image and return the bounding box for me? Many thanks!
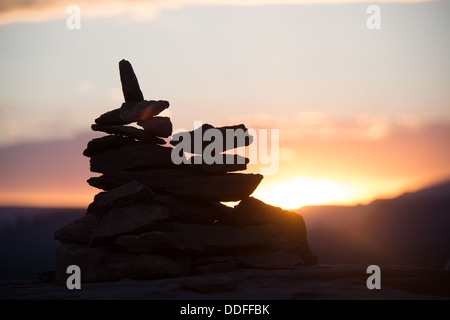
[171,123,253,154]
[91,124,166,144]
[83,135,136,157]
[92,180,154,208]
[137,116,172,138]
[87,170,263,201]
[94,100,169,126]
[89,141,174,173]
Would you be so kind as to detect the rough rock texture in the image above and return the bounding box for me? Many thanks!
[91,180,155,208]
[53,59,316,286]
[234,250,304,269]
[89,143,173,173]
[192,256,237,275]
[154,195,233,224]
[182,155,249,173]
[90,204,169,245]
[87,170,263,201]
[91,124,165,144]
[54,214,99,245]
[163,223,277,253]
[115,232,202,256]
[230,197,318,265]
[83,135,135,157]
[95,101,169,125]
[137,116,172,138]
[55,244,190,283]
[171,123,253,154]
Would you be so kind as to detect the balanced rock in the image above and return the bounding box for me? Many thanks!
[83,135,136,157]
[53,59,317,286]
[54,214,99,245]
[119,59,144,102]
[92,180,154,208]
[89,142,173,173]
[90,204,169,245]
[230,197,318,265]
[115,231,202,257]
[234,250,305,270]
[182,155,249,173]
[154,195,233,224]
[91,124,165,144]
[171,123,253,154]
[55,244,190,283]
[137,116,172,138]
[87,169,263,201]
[95,100,169,126]
[164,223,277,254]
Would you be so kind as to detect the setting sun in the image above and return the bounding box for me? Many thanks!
[252,177,362,209]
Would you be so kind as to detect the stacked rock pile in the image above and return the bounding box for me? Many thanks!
[54,60,317,285]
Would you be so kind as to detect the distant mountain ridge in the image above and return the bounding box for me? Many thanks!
[0,208,84,280]
[298,180,450,268]
[372,180,450,204]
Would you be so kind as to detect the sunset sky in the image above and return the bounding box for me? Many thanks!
[0,0,449,209]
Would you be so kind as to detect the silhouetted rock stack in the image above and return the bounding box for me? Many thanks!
[54,60,317,285]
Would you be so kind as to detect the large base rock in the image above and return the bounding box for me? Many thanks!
[54,197,317,284]
[90,204,169,245]
[55,244,190,285]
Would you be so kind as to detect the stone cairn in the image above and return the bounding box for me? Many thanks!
[54,60,317,284]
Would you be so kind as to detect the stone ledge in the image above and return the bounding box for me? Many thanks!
[1,265,449,300]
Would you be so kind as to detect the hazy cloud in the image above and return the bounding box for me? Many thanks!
[227,112,430,142]
[1,121,448,207]
[0,0,433,25]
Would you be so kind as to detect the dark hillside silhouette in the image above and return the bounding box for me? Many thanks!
[300,181,450,268]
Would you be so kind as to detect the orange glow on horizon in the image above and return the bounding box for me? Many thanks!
[0,175,446,209]
[0,191,93,209]
[0,121,449,209]
[252,176,367,209]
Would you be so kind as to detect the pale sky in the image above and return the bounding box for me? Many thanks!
[0,0,449,208]
[0,0,449,146]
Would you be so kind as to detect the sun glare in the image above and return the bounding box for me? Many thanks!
[252,177,361,210]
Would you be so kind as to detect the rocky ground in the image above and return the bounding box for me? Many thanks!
[1,264,449,300]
